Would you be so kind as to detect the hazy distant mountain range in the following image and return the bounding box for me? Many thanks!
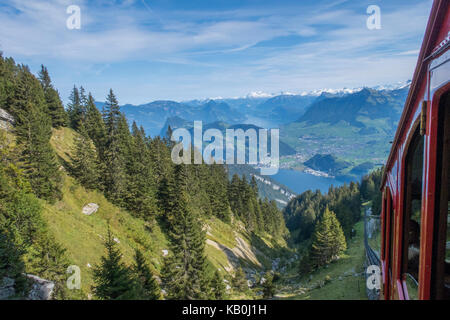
[95,82,410,179]
[96,100,246,137]
[159,118,297,157]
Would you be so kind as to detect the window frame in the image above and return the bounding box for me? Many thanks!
[400,118,423,300]
[431,91,450,300]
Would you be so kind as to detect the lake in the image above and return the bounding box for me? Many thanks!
[272,169,346,195]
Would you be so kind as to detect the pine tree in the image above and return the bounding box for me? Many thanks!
[84,93,106,153]
[23,107,62,201]
[210,270,226,300]
[102,90,128,205]
[262,272,275,299]
[244,196,257,231]
[11,68,62,201]
[28,232,70,299]
[250,176,258,193]
[125,122,158,220]
[132,249,160,300]
[71,123,101,190]
[158,173,177,224]
[67,86,83,130]
[37,65,68,128]
[0,230,28,296]
[232,267,247,292]
[207,165,231,223]
[298,249,312,275]
[310,207,333,268]
[92,226,136,300]
[310,207,346,268]
[161,164,208,300]
[228,174,243,218]
[329,209,347,260]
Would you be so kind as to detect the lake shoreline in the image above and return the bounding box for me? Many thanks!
[272,168,348,196]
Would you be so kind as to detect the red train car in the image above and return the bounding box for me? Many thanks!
[380,0,450,300]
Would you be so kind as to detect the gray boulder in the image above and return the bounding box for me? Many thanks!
[26,275,55,300]
[0,275,54,300]
[82,203,99,215]
[0,278,15,300]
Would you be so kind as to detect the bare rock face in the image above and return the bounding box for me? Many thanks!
[82,203,99,215]
[26,275,55,300]
[0,275,55,300]
[0,108,14,131]
[0,278,15,300]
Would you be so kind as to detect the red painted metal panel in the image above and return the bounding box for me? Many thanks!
[381,0,450,300]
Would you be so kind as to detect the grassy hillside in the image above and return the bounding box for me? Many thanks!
[47,128,169,296]
[275,220,367,300]
[45,127,290,298]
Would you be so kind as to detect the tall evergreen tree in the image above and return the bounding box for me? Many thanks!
[0,230,28,296]
[28,232,70,299]
[11,68,62,201]
[232,267,247,292]
[310,207,347,268]
[207,165,231,223]
[126,122,158,220]
[262,272,275,299]
[92,226,135,300]
[158,172,177,224]
[210,270,226,300]
[84,93,106,153]
[67,86,83,130]
[329,209,347,259]
[37,65,68,128]
[71,123,101,190]
[161,164,209,300]
[132,249,160,300]
[102,90,128,205]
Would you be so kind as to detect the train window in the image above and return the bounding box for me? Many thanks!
[433,91,450,300]
[402,127,424,300]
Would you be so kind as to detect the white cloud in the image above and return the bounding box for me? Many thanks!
[0,0,433,103]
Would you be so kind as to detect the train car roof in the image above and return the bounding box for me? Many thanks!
[381,0,449,188]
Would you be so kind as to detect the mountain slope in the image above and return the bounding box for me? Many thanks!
[298,87,407,128]
[44,127,291,297]
[255,95,316,124]
[280,87,409,177]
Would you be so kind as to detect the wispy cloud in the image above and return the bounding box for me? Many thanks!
[0,0,433,103]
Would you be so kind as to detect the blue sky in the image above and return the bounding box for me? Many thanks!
[0,0,433,104]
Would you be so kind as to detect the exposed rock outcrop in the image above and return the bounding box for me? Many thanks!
[0,278,15,300]
[26,275,55,300]
[0,275,55,300]
[0,108,14,131]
